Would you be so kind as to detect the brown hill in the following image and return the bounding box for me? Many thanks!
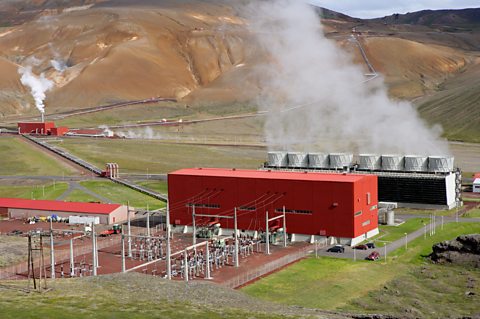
[0,1,479,141]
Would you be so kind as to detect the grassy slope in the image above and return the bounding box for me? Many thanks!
[417,63,480,143]
[79,180,165,210]
[0,137,77,176]
[0,182,68,200]
[378,218,427,243]
[243,222,480,317]
[53,138,265,174]
[0,274,324,319]
[464,209,480,217]
[136,180,168,194]
[0,235,27,267]
[56,103,194,128]
[63,189,101,203]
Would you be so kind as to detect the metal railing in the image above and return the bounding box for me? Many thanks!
[222,245,313,289]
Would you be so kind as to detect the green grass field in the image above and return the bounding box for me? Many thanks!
[56,103,194,128]
[0,137,77,176]
[0,182,68,200]
[377,218,428,243]
[0,274,297,319]
[395,208,454,216]
[51,138,265,174]
[464,209,480,218]
[79,180,165,210]
[62,189,102,203]
[243,222,480,317]
[136,180,168,194]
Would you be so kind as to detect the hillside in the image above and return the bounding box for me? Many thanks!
[0,2,479,141]
[371,8,480,30]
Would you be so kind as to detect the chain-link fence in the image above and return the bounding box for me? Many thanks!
[222,245,314,289]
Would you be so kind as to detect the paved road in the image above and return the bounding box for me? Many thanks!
[317,217,480,260]
[0,175,91,182]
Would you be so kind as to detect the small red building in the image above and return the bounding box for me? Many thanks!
[50,127,69,136]
[0,198,132,224]
[18,122,55,135]
[168,168,379,245]
[17,122,69,136]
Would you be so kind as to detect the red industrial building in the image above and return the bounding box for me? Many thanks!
[18,122,69,136]
[0,198,132,225]
[168,168,379,245]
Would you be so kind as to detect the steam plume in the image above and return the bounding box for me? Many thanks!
[18,64,54,116]
[241,0,449,155]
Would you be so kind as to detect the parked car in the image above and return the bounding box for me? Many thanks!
[327,245,345,253]
[366,251,380,261]
[353,244,368,250]
[366,242,376,249]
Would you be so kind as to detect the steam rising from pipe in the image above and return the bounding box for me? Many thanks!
[18,61,54,118]
[241,0,449,155]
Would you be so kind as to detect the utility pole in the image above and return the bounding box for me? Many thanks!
[166,202,172,280]
[70,238,74,277]
[121,235,126,273]
[127,202,132,258]
[50,219,55,279]
[92,223,97,276]
[183,250,189,282]
[404,233,408,251]
[205,241,212,279]
[234,207,239,267]
[384,243,387,264]
[146,204,150,238]
[265,211,270,255]
[192,205,196,247]
[283,206,287,248]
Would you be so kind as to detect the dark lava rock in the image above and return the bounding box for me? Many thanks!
[430,234,480,268]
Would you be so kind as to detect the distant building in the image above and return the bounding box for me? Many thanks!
[18,122,69,136]
[0,198,132,224]
[473,173,480,193]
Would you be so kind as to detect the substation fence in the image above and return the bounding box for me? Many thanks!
[0,227,148,280]
[222,245,313,289]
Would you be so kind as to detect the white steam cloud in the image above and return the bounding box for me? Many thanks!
[100,126,163,139]
[242,0,449,155]
[18,62,54,115]
[50,59,68,73]
[49,44,68,73]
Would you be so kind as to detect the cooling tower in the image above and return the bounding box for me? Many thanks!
[308,153,329,169]
[381,155,405,171]
[287,152,308,168]
[329,153,353,169]
[404,155,428,172]
[428,156,454,173]
[358,154,382,170]
[267,152,288,167]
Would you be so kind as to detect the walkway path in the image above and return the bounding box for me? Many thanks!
[318,217,480,260]
[55,181,113,203]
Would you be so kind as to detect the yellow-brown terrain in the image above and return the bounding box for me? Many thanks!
[0,1,479,141]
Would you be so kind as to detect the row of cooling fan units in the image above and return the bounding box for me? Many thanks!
[266,152,455,173]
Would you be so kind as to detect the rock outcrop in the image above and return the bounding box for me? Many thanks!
[430,234,480,268]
